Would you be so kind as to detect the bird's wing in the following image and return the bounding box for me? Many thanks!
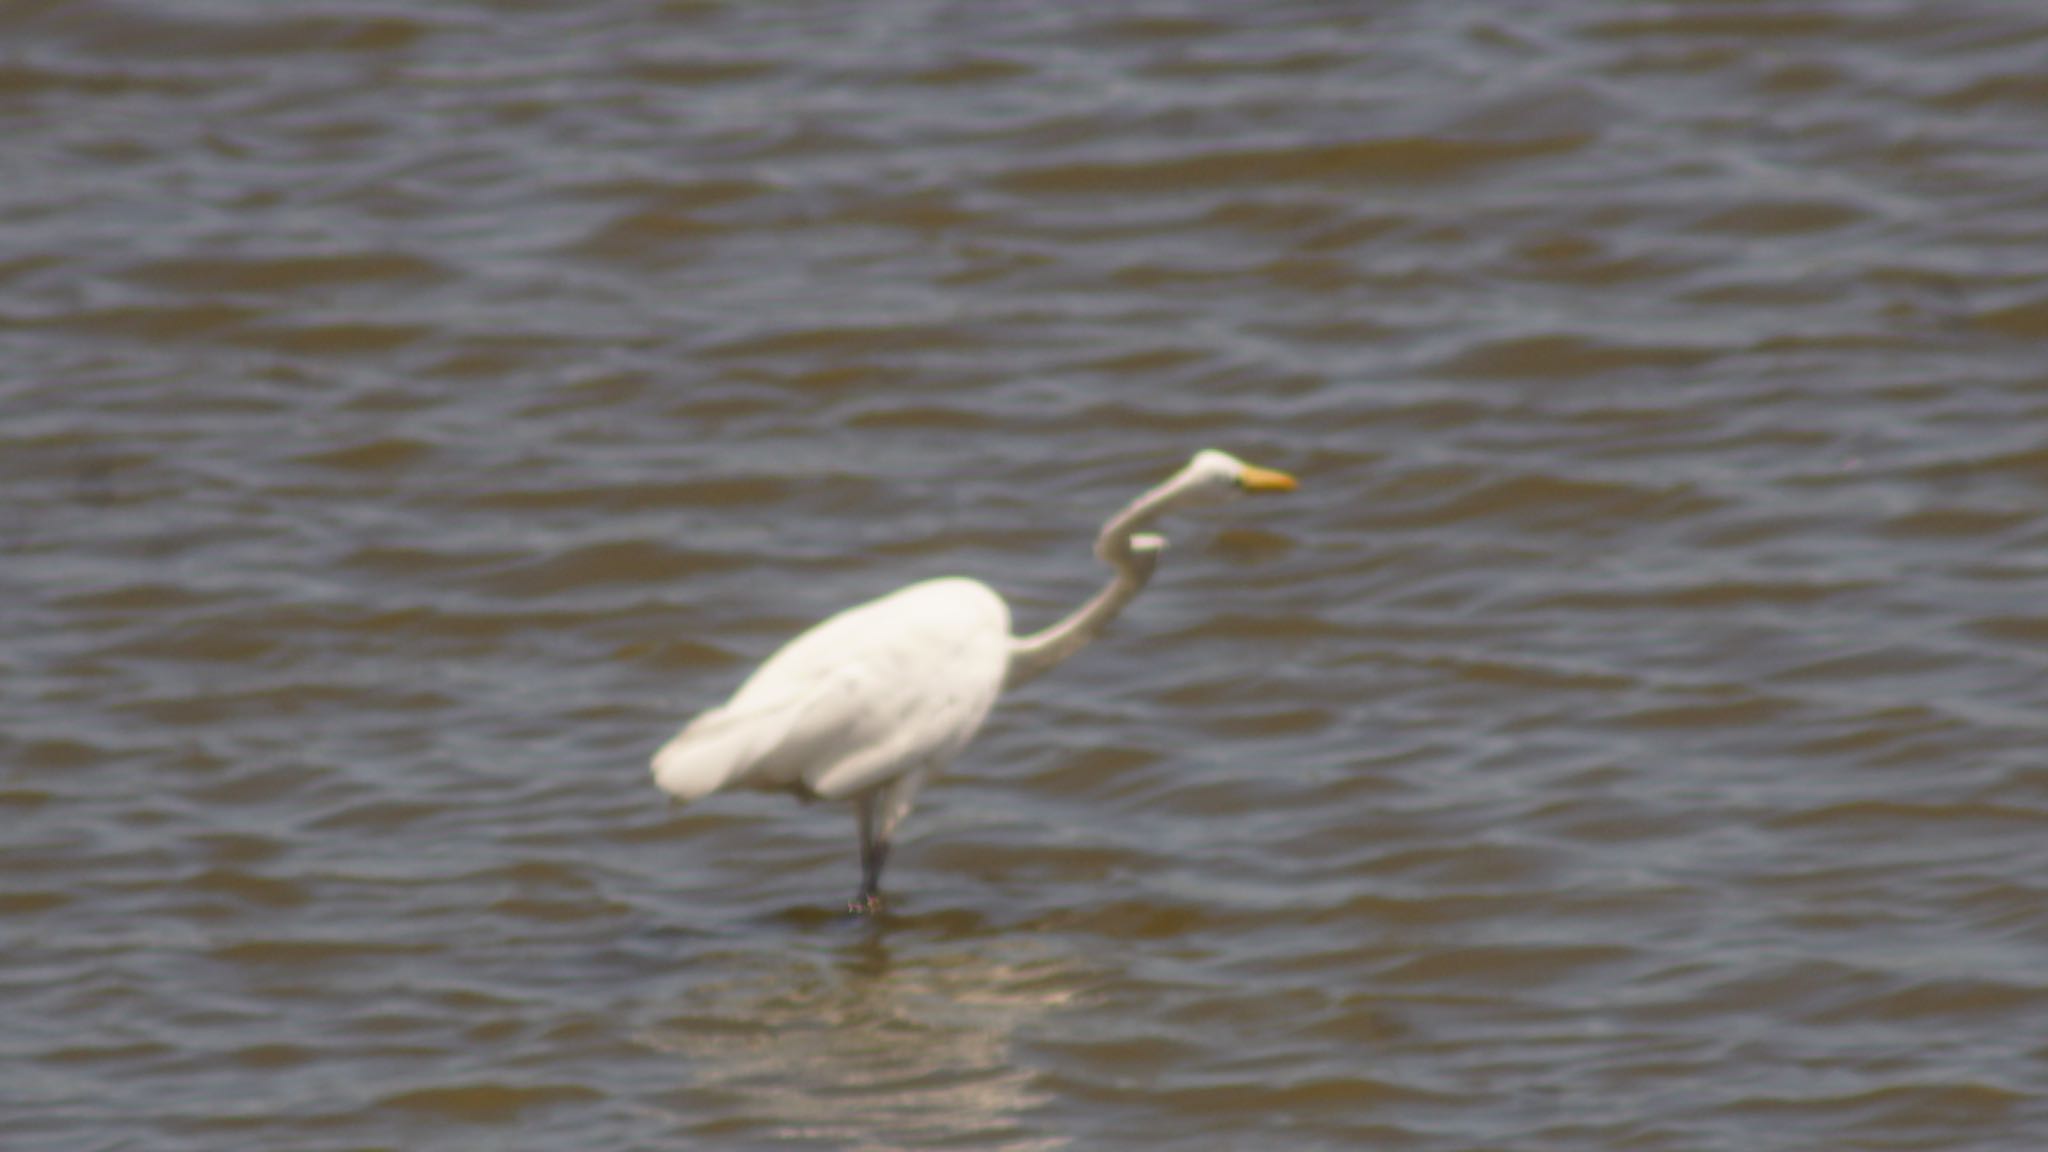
[651,682,828,802]
[652,577,1010,804]
[792,580,1011,800]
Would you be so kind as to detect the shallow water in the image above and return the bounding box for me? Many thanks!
[7,1,2048,1148]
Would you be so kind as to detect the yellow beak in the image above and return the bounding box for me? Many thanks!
[1238,464,1298,493]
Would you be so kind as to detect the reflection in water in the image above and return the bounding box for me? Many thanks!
[643,925,1084,1150]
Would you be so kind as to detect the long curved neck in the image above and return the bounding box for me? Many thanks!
[1091,473,1185,568]
[1006,471,1189,689]
[1006,556,1154,689]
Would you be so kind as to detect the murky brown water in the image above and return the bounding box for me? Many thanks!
[8,1,2048,1147]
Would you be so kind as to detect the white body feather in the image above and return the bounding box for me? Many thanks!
[647,448,1295,906]
[653,577,1011,812]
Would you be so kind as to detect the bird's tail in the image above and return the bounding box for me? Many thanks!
[649,693,808,803]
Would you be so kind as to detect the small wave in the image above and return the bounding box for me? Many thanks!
[1810,975,2048,1025]
[187,867,309,910]
[1719,1081,2027,1130]
[124,251,449,295]
[293,436,436,472]
[994,134,1588,198]
[1373,942,1640,992]
[379,1081,604,1124]
[478,540,747,598]
[1523,577,1871,613]
[30,5,433,59]
[210,937,431,968]
[228,319,431,357]
[1435,332,1718,380]
[1767,798,2048,833]
[1612,692,1794,730]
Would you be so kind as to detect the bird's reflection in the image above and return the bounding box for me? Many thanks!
[642,915,1084,1150]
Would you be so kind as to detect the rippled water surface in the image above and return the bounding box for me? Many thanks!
[9,1,2048,1148]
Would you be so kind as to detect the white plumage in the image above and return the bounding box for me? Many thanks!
[654,577,1009,804]
[651,449,1297,911]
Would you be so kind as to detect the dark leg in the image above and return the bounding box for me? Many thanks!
[850,792,890,915]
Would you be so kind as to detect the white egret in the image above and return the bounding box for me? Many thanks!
[651,448,1298,912]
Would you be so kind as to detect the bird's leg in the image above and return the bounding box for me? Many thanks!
[853,844,890,916]
[850,793,890,915]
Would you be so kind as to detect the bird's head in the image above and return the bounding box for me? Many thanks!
[1171,448,1299,509]
[1094,449,1297,567]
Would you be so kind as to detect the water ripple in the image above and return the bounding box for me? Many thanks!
[9,1,2048,1149]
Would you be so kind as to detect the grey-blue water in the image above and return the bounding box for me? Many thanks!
[7,1,2048,1147]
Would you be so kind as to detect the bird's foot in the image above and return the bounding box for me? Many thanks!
[846,892,885,916]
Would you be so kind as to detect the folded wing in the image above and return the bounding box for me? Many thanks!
[651,577,1012,804]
